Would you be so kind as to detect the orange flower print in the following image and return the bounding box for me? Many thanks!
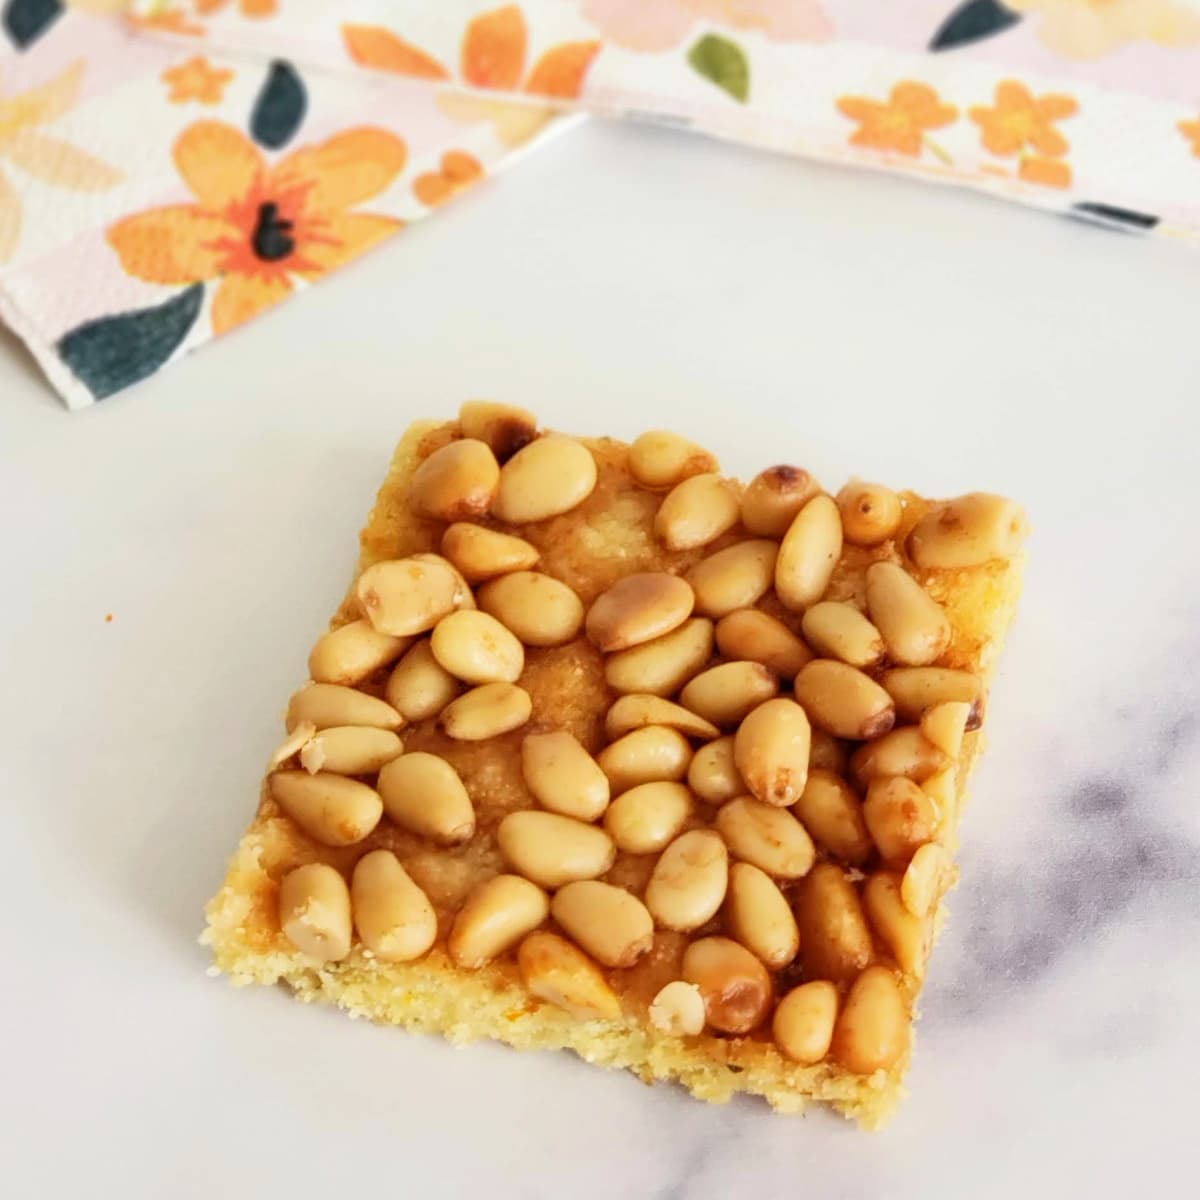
[193,0,277,16]
[107,122,406,335]
[127,9,205,36]
[969,81,1077,188]
[343,4,601,100]
[837,82,957,159]
[162,57,233,104]
[414,151,484,207]
[1178,116,1200,157]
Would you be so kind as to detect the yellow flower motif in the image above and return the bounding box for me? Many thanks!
[969,81,1077,158]
[413,150,485,207]
[162,57,234,105]
[1005,0,1200,58]
[837,82,957,158]
[0,61,123,263]
[1179,116,1200,157]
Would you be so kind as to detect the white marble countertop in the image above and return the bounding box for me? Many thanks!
[3,118,1197,1198]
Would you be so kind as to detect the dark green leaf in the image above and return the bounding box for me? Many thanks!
[687,34,749,104]
[1072,203,1159,232]
[930,0,1020,51]
[3,0,63,48]
[251,61,307,150]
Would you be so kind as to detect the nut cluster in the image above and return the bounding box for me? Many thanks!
[268,406,1024,1078]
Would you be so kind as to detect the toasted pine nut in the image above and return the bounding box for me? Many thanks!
[687,540,778,619]
[715,609,812,678]
[603,781,692,854]
[286,683,403,733]
[269,770,383,847]
[830,966,909,1075]
[497,811,615,889]
[850,726,949,788]
[725,862,799,969]
[865,562,950,667]
[681,936,773,1035]
[517,931,621,1020]
[356,557,466,637]
[654,473,740,550]
[269,720,317,769]
[863,872,928,977]
[278,863,351,962]
[809,729,848,775]
[350,850,437,962]
[448,874,549,968]
[550,881,654,968]
[793,769,873,865]
[741,465,820,537]
[441,523,539,584]
[775,494,843,611]
[410,552,477,610]
[493,434,597,524]
[714,796,815,880]
[862,776,936,865]
[908,492,1028,569]
[298,726,403,775]
[376,752,475,845]
[734,697,811,807]
[597,725,693,795]
[586,572,695,652]
[439,682,531,740]
[385,639,461,722]
[901,842,950,917]
[628,430,718,490]
[687,736,744,804]
[836,481,903,547]
[923,768,958,839]
[773,981,838,1065]
[409,438,499,522]
[644,829,728,931]
[649,981,706,1036]
[308,619,411,686]
[476,571,584,647]
[792,660,895,740]
[679,661,779,728]
[920,701,971,759]
[458,400,537,462]
[605,694,719,741]
[800,602,885,669]
[879,667,983,726]
[605,618,714,696]
[430,610,524,684]
[794,863,873,984]
[520,731,610,821]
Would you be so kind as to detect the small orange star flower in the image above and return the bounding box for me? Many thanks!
[837,82,957,157]
[1178,116,1200,157]
[413,150,484,207]
[162,57,234,105]
[1019,156,1072,188]
[969,80,1077,158]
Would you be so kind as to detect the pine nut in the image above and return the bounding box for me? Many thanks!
[654,473,740,551]
[792,660,895,740]
[517,931,621,1021]
[409,438,500,522]
[800,602,884,669]
[865,562,950,667]
[794,862,873,984]
[733,697,811,807]
[356,557,466,637]
[725,862,800,969]
[269,770,383,846]
[597,726,693,795]
[714,797,815,879]
[520,731,610,821]
[715,609,812,679]
[385,639,462,721]
[493,434,597,524]
[458,399,537,462]
[850,726,949,788]
[550,881,654,968]
[901,842,950,918]
[863,871,928,977]
[863,776,936,865]
[603,781,692,853]
[477,571,584,647]
[350,849,437,962]
[497,811,615,889]
[923,768,957,838]
[775,494,843,611]
[741,465,820,537]
[644,829,728,931]
[628,429,718,490]
[830,966,909,1075]
[687,540,778,619]
[605,694,719,741]
[681,936,773,1035]
[679,661,779,728]
[836,481,902,547]
[439,682,531,740]
[298,726,403,776]
[605,617,714,696]
[809,729,848,775]
[269,720,317,769]
[687,736,744,804]
[441,523,539,583]
[879,667,983,726]
[773,981,838,1065]
[278,863,352,963]
[411,552,477,610]
[586,572,694,652]
[920,701,971,759]
[377,752,475,845]
[793,769,873,865]
[448,874,549,968]
[908,492,1028,569]
[307,620,411,686]
[430,610,524,684]
[286,683,403,733]
[649,981,706,1036]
